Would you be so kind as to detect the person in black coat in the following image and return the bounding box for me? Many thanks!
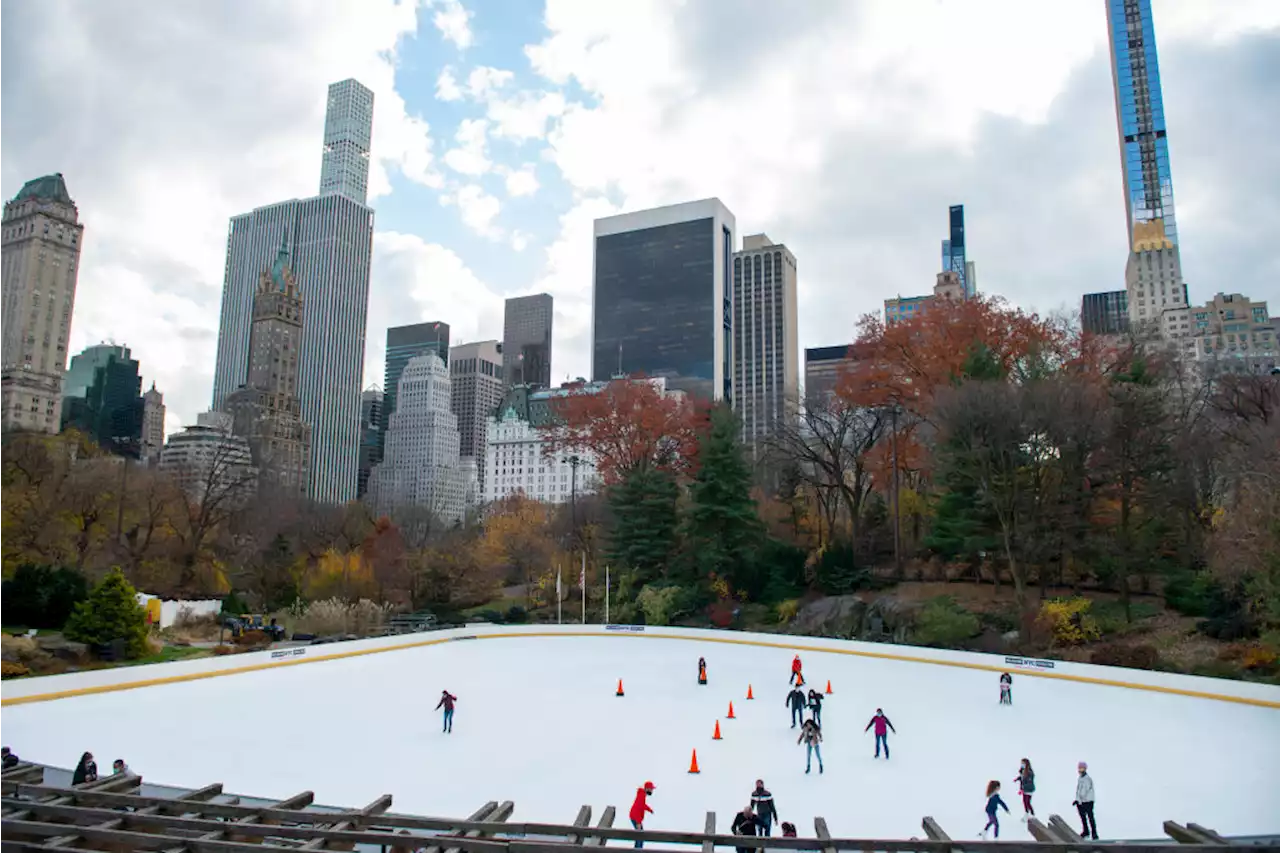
[749,780,777,836]
[786,686,806,728]
[72,752,98,785]
[1,747,20,770]
[807,689,824,726]
[731,806,764,853]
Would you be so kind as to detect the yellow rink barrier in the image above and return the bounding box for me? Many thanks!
[3,630,1279,709]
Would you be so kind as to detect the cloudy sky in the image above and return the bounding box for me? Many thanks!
[3,0,1278,435]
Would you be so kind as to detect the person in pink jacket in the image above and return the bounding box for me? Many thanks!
[864,708,896,759]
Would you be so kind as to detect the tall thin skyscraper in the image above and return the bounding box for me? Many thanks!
[380,321,450,464]
[357,386,382,499]
[940,205,975,298]
[502,294,553,388]
[449,339,504,493]
[732,234,798,452]
[592,198,736,402]
[320,79,374,205]
[141,382,166,465]
[1,174,84,433]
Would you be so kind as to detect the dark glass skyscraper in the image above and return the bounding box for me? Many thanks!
[941,205,974,298]
[502,293,553,388]
[379,321,449,463]
[1107,0,1177,249]
[592,199,736,402]
[1081,291,1131,336]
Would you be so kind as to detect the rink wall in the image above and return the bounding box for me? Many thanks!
[4,624,1279,709]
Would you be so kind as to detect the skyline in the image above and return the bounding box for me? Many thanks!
[2,0,1278,435]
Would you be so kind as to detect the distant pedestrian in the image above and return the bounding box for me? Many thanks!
[807,689,823,726]
[731,805,764,853]
[749,779,777,836]
[786,687,807,728]
[628,781,655,849]
[797,719,823,774]
[112,759,130,776]
[1014,758,1035,818]
[1,747,19,770]
[864,709,896,759]
[435,690,457,733]
[789,655,802,685]
[1073,762,1098,840]
[980,781,1009,839]
[999,672,1013,705]
[72,752,97,785]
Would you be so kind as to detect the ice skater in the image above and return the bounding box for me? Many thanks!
[1073,762,1098,840]
[1014,758,1035,819]
[798,719,823,774]
[786,685,807,728]
[999,672,1013,705]
[807,688,824,726]
[864,708,896,759]
[790,654,803,685]
[698,657,708,685]
[749,779,777,836]
[436,690,457,733]
[980,781,1009,839]
[628,781,655,849]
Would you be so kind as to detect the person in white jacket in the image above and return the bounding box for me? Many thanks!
[1072,761,1098,840]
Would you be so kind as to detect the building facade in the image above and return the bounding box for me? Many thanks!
[484,405,600,505]
[319,79,374,205]
[223,241,312,496]
[380,321,450,463]
[804,345,852,408]
[368,352,469,524]
[159,411,256,502]
[1173,293,1276,376]
[141,382,166,465]
[1081,290,1131,336]
[884,270,967,326]
[732,234,798,451]
[592,198,736,402]
[502,293,553,388]
[1,174,84,434]
[60,345,143,457]
[357,386,382,498]
[211,81,375,504]
[64,343,129,402]
[449,340,504,490]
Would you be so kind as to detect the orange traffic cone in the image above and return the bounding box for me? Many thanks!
[746,684,754,700]
[825,680,833,695]
[616,679,625,697]
[688,749,701,774]
[712,720,722,740]
[727,701,736,719]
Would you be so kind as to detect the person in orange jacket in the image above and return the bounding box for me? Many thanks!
[628,781,655,848]
[790,655,803,685]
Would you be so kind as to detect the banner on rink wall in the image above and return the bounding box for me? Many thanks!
[1004,655,1055,671]
[605,625,645,633]
[270,647,307,661]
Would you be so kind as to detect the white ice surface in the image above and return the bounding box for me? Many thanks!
[3,634,1279,841]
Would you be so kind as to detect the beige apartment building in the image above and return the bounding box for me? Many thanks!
[1,174,84,433]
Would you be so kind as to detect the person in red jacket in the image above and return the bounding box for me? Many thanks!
[628,781,655,848]
[864,708,896,759]
[789,655,803,685]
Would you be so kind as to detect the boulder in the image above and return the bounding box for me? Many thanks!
[866,596,923,643]
[35,635,90,663]
[789,596,867,639]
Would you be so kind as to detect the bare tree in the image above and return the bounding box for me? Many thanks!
[168,440,259,592]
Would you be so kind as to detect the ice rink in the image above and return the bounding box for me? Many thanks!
[4,631,1279,841]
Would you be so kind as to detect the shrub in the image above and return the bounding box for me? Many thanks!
[63,569,149,659]
[635,585,691,626]
[912,596,981,647]
[505,606,528,624]
[1220,643,1279,673]
[807,541,870,595]
[221,590,249,616]
[1,661,31,679]
[294,598,394,637]
[1090,643,1160,670]
[1037,598,1102,647]
[1164,571,1216,617]
[477,609,505,624]
[775,599,801,626]
[1,564,89,630]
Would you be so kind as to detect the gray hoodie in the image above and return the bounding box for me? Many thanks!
[1075,773,1094,803]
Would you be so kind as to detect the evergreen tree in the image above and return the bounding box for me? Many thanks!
[606,465,681,586]
[682,405,765,592]
[64,568,150,658]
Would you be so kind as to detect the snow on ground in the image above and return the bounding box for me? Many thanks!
[3,634,1279,841]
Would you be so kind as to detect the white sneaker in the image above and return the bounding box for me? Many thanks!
[979,830,988,840]
[1020,815,1028,823]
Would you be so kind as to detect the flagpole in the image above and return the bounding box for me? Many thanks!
[581,551,587,625]
[605,565,610,625]
[557,566,562,625]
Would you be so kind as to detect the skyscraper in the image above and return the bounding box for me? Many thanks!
[64,343,130,401]
[211,80,375,504]
[224,241,312,496]
[357,386,382,499]
[804,346,852,409]
[502,293,553,388]
[60,345,144,457]
[1081,290,1131,336]
[380,321,450,464]
[592,198,736,402]
[1,174,84,433]
[141,382,166,465]
[449,340,504,485]
[319,79,375,205]
[732,234,798,451]
[940,205,976,298]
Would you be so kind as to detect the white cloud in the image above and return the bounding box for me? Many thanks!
[467,66,514,99]
[436,66,463,101]
[486,90,567,141]
[441,184,503,240]
[509,230,531,252]
[442,117,492,176]
[430,0,473,50]
[503,164,540,198]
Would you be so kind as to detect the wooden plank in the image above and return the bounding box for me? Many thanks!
[1025,817,1056,843]
[299,796,393,851]
[812,817,835,853]
[1048,815,1085,843]
[920,817,950,842]
[443,802,513,853]
[702,812,715,853]
[169,790,315,853]
[582,806,615,848]
[45,782,227,848]
[1186,824,1228,844]
[0,765,45,785]
[425,803,498,853]
[563,806,592,845]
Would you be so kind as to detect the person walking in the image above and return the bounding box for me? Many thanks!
[797,719,823,774]
[864,709,896,759]
[628,782,655,849]
[71,752,98,785]
[786,686,807,728]
[731,805,764,853]
[807,689,824,727]
[1014,758,1035,819]
[1073,762,1098,840]
[980,781,1010,839]
[435,690,457,733]
[789,655,803,685]
[999,672,1013,705]
[749,780,777,836]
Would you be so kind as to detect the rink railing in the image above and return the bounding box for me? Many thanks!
[0,763,1258,853]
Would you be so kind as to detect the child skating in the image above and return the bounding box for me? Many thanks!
[864,708,896,759]
[980,781,1009,839]
[797,719,823,774]
[999,672,1013,705]
[628,781,655,849]
[1015,758,1035,819]
[435,690,457,733]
